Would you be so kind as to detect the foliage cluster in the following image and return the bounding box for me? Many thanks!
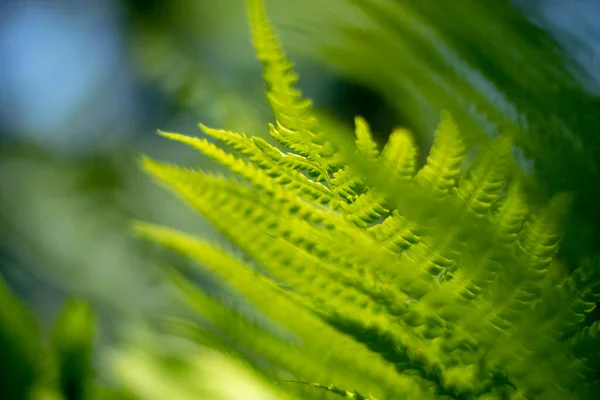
[133,0,600,399]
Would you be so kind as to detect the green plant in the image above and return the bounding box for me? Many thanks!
[135,0,600,398]
[0,275,132,400]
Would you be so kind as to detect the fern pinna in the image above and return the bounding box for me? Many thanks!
[136,0,600,398]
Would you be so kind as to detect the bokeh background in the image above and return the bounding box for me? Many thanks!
[1,0,600,397]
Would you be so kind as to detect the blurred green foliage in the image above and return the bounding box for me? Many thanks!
[0,277,40,399]
[0,277,101,399]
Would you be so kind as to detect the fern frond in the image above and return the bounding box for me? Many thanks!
[571,319,600,373]
[489,193,572,326]
[471,194,572,372]
[363,131,421,252]
[162,128,336,206]
[491,178,530,245]
[368,211,421,253]
[248,0,336,185]
[379,127,418,183]
[456,134,513,216]
[539,259,600,341]
[398,151,476,281]
[414,111,466,198]
[141,158,399,314]
[279,152,325,178]
[133,0,600,397]
[354,116,379,160]
[140,158,493,394]
[343,124,421,232]
[339,192,388,228]
[134,222,435,399]
[330,167,363,201]
[280,380,379,400]
[332,117,387,227]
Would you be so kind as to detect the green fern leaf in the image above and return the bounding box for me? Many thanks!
[280,380,379,400]
[354,116,380,160]
[131,0,600,398]
[379,127,418,182]
[456,134,513,216]
[248,0,336,183]
[134,222,434,399]
[160,128,336,206]
[414,111,466,198]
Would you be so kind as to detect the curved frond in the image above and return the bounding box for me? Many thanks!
[354,116,379,160]
[158,130,335,206]
[280,380,379,400]
[457,135,513,216]
[132,0,600,397]
[379,127,418,183]
[415,111,466,198]
[134,222,436,399]
[247,0,335,182]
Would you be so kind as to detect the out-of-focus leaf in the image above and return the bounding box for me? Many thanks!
[110,330,287,400]
[0,275,42,399]
[50,299,95,400]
